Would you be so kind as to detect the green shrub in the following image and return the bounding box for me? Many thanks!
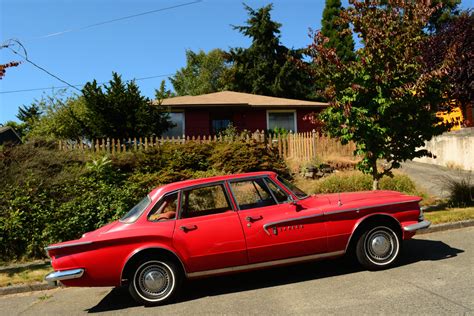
[379,173,419,194]
[0,139,288,261]
[209,141,289,176]
[442,174,474,207]
[310,172,420,195]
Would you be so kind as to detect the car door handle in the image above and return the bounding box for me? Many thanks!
[245,215,263,223]
[179,224,197,232]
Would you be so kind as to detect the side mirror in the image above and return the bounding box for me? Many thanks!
[289,196,304,212]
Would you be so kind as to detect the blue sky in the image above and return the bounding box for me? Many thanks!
[1,0,473,123]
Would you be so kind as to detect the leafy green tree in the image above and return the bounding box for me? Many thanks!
[171,49,231,96]
[28,95,92,140]
[227,4,313,100]
[321,0,355,62]
[2,103,43,139]
[306,0,452,190]
[82,72,172,138]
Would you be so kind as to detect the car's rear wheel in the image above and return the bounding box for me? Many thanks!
[129,259,182,306]
[356,225,401,270]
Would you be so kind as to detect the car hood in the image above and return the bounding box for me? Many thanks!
[301,190,421,210]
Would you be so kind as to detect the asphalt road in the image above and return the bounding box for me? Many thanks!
[1,227,473,315]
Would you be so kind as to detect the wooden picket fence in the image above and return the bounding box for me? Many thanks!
[58,130,355,162]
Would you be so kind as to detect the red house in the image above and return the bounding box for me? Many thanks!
[159,91,328,137]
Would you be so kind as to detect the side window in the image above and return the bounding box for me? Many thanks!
[181,184,231,218]
[230,178,277,210]
[265,178,290,203]
[148,192,178,222]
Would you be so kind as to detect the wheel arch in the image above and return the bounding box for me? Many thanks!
[345,213,402,254]
[120,247,186,286]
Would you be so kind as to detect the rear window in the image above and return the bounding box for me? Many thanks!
[120,196,151,223]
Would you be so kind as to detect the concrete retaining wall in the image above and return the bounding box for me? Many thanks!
[414,128,474,171]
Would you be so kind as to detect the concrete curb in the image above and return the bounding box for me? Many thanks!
[1,219,473,296]
[0,282,58,296]
[417,219,474,234]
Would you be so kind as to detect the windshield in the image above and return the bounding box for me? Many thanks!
[120,196,151,223]
[278,176,308,199]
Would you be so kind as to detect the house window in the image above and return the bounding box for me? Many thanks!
[267,110,297,132]
[163,112,185,137]
[211,118,232,135]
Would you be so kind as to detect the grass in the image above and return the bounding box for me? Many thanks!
[424,207,474,225]
[0,264,52,287]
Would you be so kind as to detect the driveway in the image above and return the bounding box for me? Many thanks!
[400,161,472,199]
[1,227,473,315]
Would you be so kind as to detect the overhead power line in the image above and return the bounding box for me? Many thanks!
[34,0,202,40]
[0,74,174,94]
[4,39,81,92]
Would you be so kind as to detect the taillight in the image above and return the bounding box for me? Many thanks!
[418,206,425,221]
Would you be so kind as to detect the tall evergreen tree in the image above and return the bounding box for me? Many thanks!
[16,103,42,124]
[227,4,313,100]
[82,72,172,138]
[320,0,355,62]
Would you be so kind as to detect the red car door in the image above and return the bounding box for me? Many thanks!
[172,182,247,273]
[229,177,327,264]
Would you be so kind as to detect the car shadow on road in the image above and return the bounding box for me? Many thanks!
[86,238,463,313]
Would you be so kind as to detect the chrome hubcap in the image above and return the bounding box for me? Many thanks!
[371,235,390,257]
[365,227,398,264]
[135,262,174,301]
[143,269,167,292]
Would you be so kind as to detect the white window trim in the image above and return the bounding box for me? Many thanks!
[266,110,297,133]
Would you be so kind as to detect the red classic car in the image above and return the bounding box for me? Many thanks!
[45,171,430,305]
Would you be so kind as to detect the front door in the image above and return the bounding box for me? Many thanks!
[173,182,247,273]
[229,177,327,264]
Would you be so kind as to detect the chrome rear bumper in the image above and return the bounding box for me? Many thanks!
[45,268,85,282]
[403,220,431,232]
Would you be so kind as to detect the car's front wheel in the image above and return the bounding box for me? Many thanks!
[129,259,182,306]
[356,225,401,270]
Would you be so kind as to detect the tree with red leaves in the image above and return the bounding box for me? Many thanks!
[0,61,21,80]
[423,10,473,125]
[305,0,453,190]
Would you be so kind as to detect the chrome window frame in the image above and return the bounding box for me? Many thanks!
[177,181,234,219]
[227,176,284,211]
[146,190,180,222]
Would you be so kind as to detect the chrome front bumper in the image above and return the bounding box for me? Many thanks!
[403,220,431,232]
[45,268,85,282]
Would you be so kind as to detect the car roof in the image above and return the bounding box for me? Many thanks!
[149,171,277,199]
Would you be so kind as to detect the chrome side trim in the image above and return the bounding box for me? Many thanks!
[186,250,345,278]
[263,213,324,235]
[45,241,93,251]
[403,220,431,232]
[262,199,420,236]
[45,268,84,282]
[324,199,421,217]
